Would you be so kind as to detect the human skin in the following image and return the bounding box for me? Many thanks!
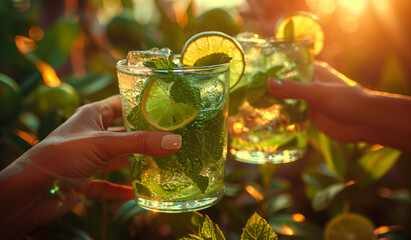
[267,61,411,153]
[0,95,182,240]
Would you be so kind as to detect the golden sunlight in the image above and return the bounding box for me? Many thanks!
[14,129,37,146]
[15,35,36,54]
[245,185,264,201]
[35,61,62,87]
[280,225,295,235]
[339,15,359,33]
[306,0,337,15]
[292,213,306,222]
[337,0,368,15]
[232,122,244,135]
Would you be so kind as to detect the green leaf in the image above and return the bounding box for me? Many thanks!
[269,214,323,239]
[194,53,232,67]
[170,75,201,109]
[35,14,81,68]
[283,20,294,41]
[168,212,205,239]
[198,215,225,240]
[0,127,32,153]
[193,174,210,193]
[66,73,113,96]
[143,58,178,69]
[311,181,354,211]
[353,147,401,186]
[106,201,143,240]
[318,132,348,179]
[126,104,153,131]
[302,168,340,200]
[173,110,226,193]
[302,169,339,189]
[170,213,225,240]
[268,193,293,214]
[241,212,278,240]
[246,68,283,109]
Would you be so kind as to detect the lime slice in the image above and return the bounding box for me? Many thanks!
[274,11,324,55]
[324,213,376,240]
[141,75,200,131]
[181,31,245,88]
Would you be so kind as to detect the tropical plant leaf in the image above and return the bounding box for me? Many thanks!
[241,212,278,240]
[269,214,323,240]
[106,200,144,240]
[198,215,225,240]
[302,168,339,200]
[67,72,113,96]
[168,212,205,239]
[268,193,293,215]
[311,181,355,211]
[172,213,225,240]
[353,146,401,186]
[35,14,81,68]
[318,132,349,179]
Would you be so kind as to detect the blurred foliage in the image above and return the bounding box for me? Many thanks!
[0,0,410,239]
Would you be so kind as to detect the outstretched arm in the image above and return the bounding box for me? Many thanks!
[267,61,411,152]
[0,95,182,240]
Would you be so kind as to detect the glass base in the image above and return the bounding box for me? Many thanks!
[233,148,306,164]
[135,188,224,213]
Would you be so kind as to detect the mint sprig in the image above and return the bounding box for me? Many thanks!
[284,19,295,41]
[144,57,178,69]
[194,53,232,67]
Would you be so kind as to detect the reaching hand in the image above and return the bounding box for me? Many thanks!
[0,95,182,240]
[267,61,411,152]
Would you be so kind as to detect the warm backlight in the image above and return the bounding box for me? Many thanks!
[15,35,61,87]
[35,61,62,87]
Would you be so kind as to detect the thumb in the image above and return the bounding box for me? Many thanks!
[96,131,182,159]
[267,78,317,102]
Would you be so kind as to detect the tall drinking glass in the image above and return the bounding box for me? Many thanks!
[229,33,314,164]
[116,49,230,212]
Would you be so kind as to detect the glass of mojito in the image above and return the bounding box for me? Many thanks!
[116,49,230,212]
[228,32,315,164]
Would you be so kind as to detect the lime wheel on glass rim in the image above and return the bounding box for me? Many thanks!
[274,11,324,55]
[181,31,245,88]
[140,31,245,131]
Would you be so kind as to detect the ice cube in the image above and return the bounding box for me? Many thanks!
[125,48,173,66]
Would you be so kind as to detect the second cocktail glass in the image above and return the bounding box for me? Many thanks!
[229,32,315,164]
[117,49,230,212]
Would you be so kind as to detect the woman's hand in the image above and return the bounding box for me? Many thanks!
[0,95,182,239]
[267,61,411,152]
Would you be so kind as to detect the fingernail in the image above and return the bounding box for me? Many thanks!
[268,78,283,89]
[161,135,182,151]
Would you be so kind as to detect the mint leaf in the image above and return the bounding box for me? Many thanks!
[193,175,209,194]
[241,213,278,240]
[144,58,178,69]
[249,72,267,88]
[194,53,232,67]
[174,110,226,193]
[266,65,283,78]
[170,75,201,109]
[127,104,153,130]
[246,66,284,109]
[198,215,225,240]
[284,19,295,41]
[169,213,225,240]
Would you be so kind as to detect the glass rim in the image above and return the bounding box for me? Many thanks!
[235,32,314,45]
[116,59,230,73]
